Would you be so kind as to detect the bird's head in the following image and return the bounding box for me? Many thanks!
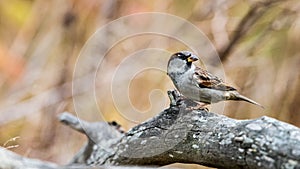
[167,51,199,76]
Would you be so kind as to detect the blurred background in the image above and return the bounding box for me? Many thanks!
[0,0,300,168]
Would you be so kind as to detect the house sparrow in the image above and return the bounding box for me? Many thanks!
[167,51,264,108]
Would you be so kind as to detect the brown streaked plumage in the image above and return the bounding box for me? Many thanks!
[193,67,236,91]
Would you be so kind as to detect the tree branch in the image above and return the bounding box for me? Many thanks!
[1,90,300,169]
[63,90,300,168]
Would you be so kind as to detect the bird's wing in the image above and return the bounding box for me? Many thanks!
[192,67,236,91]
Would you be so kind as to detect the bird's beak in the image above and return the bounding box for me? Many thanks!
[187,55,199,63]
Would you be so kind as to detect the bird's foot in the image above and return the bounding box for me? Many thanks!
[187,103,209,111]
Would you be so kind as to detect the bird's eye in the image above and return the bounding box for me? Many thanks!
[177,53,186,59]
[176,53,189,60]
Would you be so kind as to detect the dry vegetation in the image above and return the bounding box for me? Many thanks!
[0,0,299,168]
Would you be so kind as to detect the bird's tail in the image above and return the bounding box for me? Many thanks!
[234,93,264,109]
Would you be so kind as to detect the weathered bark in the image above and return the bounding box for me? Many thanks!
[62,90,300,168]
[0,147,155,169]
[1,90,300,169]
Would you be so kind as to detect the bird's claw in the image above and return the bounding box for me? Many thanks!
[187,104,209,111]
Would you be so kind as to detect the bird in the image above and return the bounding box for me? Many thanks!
[167,51,264,108]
